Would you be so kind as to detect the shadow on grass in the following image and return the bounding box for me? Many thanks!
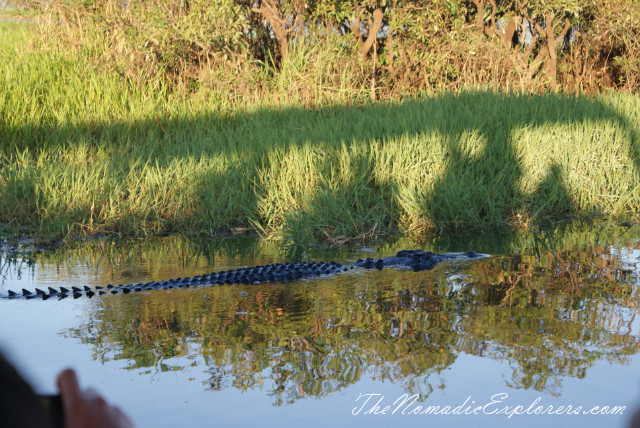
[1,90,638,252]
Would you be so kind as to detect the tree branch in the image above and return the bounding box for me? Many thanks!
[351,7,364,49]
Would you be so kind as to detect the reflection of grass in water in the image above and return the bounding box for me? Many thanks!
[1,24,639,244]
[0,236,293,290]
[49,229,640,404]
[1,220,638,290]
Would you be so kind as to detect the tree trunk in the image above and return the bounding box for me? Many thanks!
[544,13,558,92]
[472,0,486,32]
[252,1,289,61]
[358,7,384,62]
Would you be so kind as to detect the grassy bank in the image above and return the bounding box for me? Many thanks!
[1,22,639,244]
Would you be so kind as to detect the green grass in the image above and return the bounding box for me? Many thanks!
[1,23,639,244]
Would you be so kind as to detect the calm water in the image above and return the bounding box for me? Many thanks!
[1,223,640,428]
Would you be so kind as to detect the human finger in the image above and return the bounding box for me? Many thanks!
[56,368,82,412]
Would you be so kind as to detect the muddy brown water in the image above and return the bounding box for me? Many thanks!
[1,223,639,427]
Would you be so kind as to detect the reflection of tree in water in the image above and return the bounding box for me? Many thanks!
[459,250,639,395]
[65,237,640,405]
[1,227,638,403]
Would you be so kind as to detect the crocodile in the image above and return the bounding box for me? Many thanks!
[1,250,483,300]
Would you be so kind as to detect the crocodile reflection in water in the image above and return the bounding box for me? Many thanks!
[3,249,483,300]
